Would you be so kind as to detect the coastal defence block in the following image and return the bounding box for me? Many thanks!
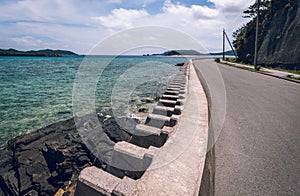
[161,94,185,100]
[145,113,177,128]
[75,166,136,196]
[75,166,120,196]
[153,105,177,116]
[75,60,208,196]
[106,142,158,179]
[130,124,168,148]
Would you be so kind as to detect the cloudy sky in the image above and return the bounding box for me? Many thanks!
[0,0,255,54]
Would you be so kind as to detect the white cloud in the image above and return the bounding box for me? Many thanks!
[92,0,239,52]
[12,36,42,47]
[142,0,157,7]
[0,0,255,53]
[208,0,255,13]
[191,5,219,19]
[92,8,149,29]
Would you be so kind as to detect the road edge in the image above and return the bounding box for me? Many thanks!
[220,60,300,84]
[193,61,215,196]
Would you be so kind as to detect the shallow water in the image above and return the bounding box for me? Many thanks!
[0,56,186,146]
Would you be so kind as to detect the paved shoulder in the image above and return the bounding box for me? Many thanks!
[194,59,300,195]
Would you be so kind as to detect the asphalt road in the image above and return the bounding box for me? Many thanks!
[194,59,300,195]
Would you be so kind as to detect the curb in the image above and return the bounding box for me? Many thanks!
[220,60,300,84]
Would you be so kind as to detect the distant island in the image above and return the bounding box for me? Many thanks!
[0,48,78,57]
[209,50,235,56]
[145,49,235,56]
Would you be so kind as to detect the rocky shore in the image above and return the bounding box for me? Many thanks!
[0,110,139,195]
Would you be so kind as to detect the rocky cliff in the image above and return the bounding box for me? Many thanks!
[258,0,300,68]
[233,0,300,69]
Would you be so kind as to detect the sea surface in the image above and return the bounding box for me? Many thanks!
[0,56,187,146]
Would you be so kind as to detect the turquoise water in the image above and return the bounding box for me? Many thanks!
[0,56,186,146]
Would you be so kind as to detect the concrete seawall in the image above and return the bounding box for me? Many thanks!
[75,60,209,195]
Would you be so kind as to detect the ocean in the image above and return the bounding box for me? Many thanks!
[0,56,187,146]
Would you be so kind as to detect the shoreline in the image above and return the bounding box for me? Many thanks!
[0,108,149,195]
[0,56,182,195]
[0,96,157,195]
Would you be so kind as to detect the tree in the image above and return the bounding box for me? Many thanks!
[232,0,271,64]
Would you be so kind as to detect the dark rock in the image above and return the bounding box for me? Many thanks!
[258,0,300,68]
[141,98,154,103]
[63,192,71,196]
[102,117,131,142]
[0,118,95,195]
[0,112,134,195]
[175,63,184,66]
[138,108,148,113]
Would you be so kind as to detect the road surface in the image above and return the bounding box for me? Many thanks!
[194,59,300,195]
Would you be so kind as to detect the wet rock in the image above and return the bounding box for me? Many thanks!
[141,98,154,103]
[0,112,133,195]
[0,118,94,195]
[138,108,148,113]
[102,117,131,142]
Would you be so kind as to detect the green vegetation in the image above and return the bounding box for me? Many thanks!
[285,74,300,81]
[265,66,300,75]
[0,48,78,57]
[233,0,299,71]
[233,0,271,64]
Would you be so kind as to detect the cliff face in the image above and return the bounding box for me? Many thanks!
[258,0,300,68]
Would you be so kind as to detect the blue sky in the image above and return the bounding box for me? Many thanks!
[0,0,255,54]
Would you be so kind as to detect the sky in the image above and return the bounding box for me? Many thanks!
[0,0,256,54]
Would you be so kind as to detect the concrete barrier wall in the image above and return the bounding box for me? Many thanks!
[75,60,209,196]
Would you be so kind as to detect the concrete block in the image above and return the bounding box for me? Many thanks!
[158,99,177,107]
[152,105,175,116]
[75,166,120,196]
[130,124,168,148]
[145,114,177,128]
[107,142,157,177]
[164,90,179,95]
[112,176,136,196]
[162,94,184,100]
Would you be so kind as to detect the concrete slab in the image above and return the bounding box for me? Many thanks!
[131,124,168,148]
[75,166,120,196]
[161,94,180,100]
[153,105,175,116]
[108,142,157,174]
[113,177,136,196]
[145,113,177,128]
[158,99,177,107]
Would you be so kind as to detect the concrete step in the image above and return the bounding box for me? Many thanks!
[158,99,177,107]
[153,105,182,116]
[164,89,186,95]
[75,166,136,196]
[145,113,177,128]
[106,141,158,178]
[170,81,185,85]
[167,86,185,90]
[171,82,186,86]
[159,99,183,107]
[172,79,186,83]
[161,94,184,101]
[152,105,175,116]
[164,90,179,95]
[130,124,168,148]
[161,94,179,101]
[167,87,184,90]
